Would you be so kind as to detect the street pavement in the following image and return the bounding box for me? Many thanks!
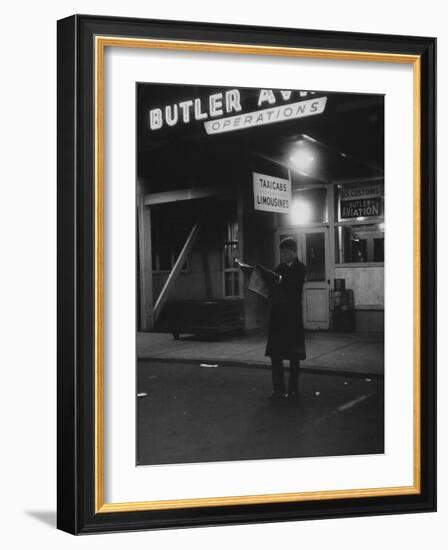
[137,360,384,466]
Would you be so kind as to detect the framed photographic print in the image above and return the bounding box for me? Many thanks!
[57,14,436,534]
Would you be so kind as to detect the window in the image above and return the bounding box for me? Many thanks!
[373,237,384,262]
[223,219,240,297]
[152,245,188,272]
[151,204,196,272]
[335,223,384,264]
[334,181,384,264]
[305,232,326,281]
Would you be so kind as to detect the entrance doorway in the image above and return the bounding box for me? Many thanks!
[276,227,330,329]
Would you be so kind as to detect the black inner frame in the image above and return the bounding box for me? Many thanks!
[57,14,436,535]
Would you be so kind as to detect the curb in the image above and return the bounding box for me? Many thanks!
[137,355,384,380]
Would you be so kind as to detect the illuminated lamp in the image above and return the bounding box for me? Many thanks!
[290,197,313,225]
[289,141,315,174]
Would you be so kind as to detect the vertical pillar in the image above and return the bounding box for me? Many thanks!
[327,182,336,288]
[137,185,153,331]
[237,187,244,299]
[201,247,213,299]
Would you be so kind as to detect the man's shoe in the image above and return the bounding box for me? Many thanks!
[288,391,299,399]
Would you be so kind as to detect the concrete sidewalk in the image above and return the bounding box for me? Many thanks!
[137,330,384,376]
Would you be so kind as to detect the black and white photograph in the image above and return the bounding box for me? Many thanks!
[136,82,385,466]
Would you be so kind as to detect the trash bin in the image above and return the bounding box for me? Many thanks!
[334,278,346,291]
[330,288,355,331]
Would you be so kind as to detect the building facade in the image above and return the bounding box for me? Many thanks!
[137,84,384,335]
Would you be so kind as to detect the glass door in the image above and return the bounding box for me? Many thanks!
[301,228,330,329]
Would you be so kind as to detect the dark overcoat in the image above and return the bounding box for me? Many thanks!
[265,258,306,360]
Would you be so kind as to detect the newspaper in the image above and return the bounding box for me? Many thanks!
[248,267,271,298]
[235,259,280,299]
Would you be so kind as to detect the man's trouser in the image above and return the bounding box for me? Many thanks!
[271,357,300,395]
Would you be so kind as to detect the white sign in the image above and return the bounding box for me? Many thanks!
[204,97,327,135]
[148,89,321,131]
[253,172,291,213]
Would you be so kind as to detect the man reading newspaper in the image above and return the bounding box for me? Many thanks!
[237,237,307,400]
